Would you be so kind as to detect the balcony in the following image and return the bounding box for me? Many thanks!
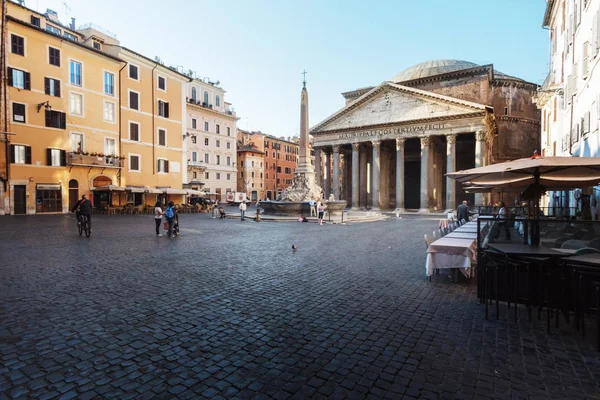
[67,152,123,168]
[188,160,207,169]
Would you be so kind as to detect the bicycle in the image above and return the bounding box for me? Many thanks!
[78,214,91,237]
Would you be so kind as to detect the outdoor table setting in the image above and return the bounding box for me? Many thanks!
[426,237,477,279]
[445,231,479,239]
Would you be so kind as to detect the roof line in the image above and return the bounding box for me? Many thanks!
[104,44,193,82]
[6,16,124,63]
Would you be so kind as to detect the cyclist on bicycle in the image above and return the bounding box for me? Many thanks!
[72,194,93,232]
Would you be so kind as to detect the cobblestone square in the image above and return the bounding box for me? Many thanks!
[1,215,599,399]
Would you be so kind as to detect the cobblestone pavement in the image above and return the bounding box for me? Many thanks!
[1,214,599,400]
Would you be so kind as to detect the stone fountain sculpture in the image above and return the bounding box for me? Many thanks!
[259,75,345,217]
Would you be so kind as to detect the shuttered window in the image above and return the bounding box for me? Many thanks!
[129,155,140,171]
[158,129,166,146]
[48,47,60,66]
[11,34,24,56]
[129,91,139,110]
[47,148,66,166]
[11,145,31,164]
[45,110,66,129]
[44,77,61,97]
[7,67,30,90]
[157,159,169,173]
[12,103,25,123]
[158,100,169,118]
[129,122,140,141]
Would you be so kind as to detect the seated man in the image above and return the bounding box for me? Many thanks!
[218,207,226,219]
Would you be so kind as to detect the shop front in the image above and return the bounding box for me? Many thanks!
[36,184,62,213]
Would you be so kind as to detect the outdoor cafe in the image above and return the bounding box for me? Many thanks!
[425,155,600,350]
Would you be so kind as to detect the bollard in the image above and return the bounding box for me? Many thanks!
[256,207,261,222]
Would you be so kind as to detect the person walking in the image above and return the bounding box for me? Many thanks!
[154,201,163,237]
[239,201,247,221]
[317,200,325,225]
[309,198,316,217]
[456,200,470,223]
[498,202,511,240]
[164,201,176,237]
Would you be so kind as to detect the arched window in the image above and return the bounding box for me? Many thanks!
[203,91,209,105]
[215,95,220,107]
[191,87,197,102]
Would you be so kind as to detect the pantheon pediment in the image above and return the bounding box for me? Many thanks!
[311,82,489,134]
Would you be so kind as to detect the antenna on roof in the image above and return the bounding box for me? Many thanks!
[63,1,71,27]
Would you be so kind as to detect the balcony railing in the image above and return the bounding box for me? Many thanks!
[188,160,207,168]
[67,152,123,168]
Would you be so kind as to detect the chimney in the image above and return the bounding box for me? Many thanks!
[70,18,76,30]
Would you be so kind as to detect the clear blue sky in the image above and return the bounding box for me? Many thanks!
[33,0,549,137]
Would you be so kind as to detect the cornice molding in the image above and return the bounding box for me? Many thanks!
[490,79,539,90]
[398,65,493,87]
[313,112,486,135]
[187,102,240,121]
[496,115,541,126]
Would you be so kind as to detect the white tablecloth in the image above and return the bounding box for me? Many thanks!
[425,237,477,278]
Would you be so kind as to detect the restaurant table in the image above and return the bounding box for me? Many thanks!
[565,254,600,267]
[487,243,570,258]
[426,237,476,278]
[445,231,479,239]
[551,248,578,255]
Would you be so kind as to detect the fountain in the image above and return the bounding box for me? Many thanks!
[259,74,346,217]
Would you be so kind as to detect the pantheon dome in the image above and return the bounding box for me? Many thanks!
[390,59,521,83]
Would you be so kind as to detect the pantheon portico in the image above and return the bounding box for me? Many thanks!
[311,60,541,211]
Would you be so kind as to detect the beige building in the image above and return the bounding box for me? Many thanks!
[184,78,239,201]
[237,129,265,201]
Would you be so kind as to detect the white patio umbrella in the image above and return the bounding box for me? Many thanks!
[447,155,600,244]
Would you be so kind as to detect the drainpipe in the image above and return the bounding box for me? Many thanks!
[117,62,127,187]
[1,0,9,195]
[152,64,157,175]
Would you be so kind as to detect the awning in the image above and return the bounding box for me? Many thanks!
[146,188,164,194]
[92,185,125,191]
[186,190,205,196]
[165,188,188,195]
[126,186,146,193]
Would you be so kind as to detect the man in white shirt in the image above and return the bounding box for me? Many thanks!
[309,198,316,217]
[239,201,247,221]
[498,202,511,240]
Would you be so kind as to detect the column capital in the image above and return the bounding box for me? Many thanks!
[371,140,381,149]
[475,130,486,141]
[395,138,406,151]
[352,143,360,151]
[446,134,457,145]
[332,145,341,153]
[419,136,433,148]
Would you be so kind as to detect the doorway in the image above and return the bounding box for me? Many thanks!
[14,185,26,214]
[69,179,79,210]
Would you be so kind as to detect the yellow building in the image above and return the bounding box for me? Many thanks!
[1,2,191,214]
[101,44,191,207]
[3,2,124,214]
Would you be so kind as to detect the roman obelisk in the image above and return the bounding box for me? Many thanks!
[294,71,322,199]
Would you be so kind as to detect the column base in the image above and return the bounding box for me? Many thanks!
[417,208,431,214]
[394,208,406,213]
[351,206,360,211]
[371,207,381,211]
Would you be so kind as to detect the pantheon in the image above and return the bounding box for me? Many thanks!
[311,60,540,211]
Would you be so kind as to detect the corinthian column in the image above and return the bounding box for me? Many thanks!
[372,140,381,210]
[314,147,322,187]
[418,136,432,213]
[395,138,405,211]
[446,134,457,210]
[332,145,340,200]
[352,143,360,210]
[475,130,488,206]
[323,150,330,199]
